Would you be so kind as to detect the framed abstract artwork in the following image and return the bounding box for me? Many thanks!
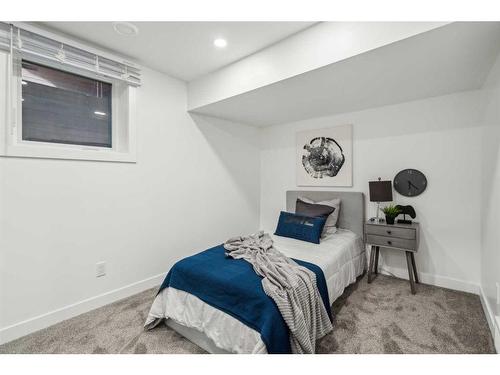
[296,124,353,187]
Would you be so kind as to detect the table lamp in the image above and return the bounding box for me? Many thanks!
[369,178,393,222]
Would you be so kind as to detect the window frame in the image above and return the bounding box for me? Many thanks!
[1,49,137,163]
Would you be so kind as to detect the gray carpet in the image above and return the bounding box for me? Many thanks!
[0,274,495,354]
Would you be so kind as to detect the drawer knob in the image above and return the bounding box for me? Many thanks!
[387,230,392,234]
[387,240,392,245]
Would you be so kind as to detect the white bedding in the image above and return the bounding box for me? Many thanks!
[145,229,366,353]
[272,229,366,304]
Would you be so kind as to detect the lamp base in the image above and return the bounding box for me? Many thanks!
[370,202,385,223]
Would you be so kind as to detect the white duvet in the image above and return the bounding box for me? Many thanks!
[145,229,366,353]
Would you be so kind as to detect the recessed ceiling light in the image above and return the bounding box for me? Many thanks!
[94,111,107,116]
[213,38,227,48]
[113,22,139,36]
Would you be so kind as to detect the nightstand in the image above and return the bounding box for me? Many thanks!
[365,221,420,294]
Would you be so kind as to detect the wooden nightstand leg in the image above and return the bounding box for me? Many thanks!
[374,247,380,274]
[368,246,376,283]
[410,252,419,284]
[405,251,416,294]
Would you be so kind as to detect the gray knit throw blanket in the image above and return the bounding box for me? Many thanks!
[224,231,333,354]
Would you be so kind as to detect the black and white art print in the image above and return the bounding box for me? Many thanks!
[296,125,353,187]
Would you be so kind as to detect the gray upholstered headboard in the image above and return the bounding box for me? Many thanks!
[286,191,365,239]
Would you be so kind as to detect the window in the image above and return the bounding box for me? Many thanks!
[0,22,140,163]
[21,61,113,148]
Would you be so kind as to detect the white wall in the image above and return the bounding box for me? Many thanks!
[480,52,500,351]
[260,90,485,293]
[0,65,261,343]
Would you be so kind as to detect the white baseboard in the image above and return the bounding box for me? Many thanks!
[0,272,166,345]
[479,287,500,354]
[496,316,500,354]
[379,265,480,294]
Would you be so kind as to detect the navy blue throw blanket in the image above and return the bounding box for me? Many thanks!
[158,244,332,354]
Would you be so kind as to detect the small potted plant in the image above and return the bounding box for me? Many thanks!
[381,204,401,225]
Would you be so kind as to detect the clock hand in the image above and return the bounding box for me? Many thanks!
[408,181,420,190]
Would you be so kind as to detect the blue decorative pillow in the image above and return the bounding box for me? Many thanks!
[274,211,327,244]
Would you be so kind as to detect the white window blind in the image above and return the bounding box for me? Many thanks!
[0,22,141,86]
[0,22,11,52]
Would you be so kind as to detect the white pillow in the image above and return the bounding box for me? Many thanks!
[298,196,341,237]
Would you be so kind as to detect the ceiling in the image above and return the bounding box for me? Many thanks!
[38,22,316,81]
[190,22,500,126]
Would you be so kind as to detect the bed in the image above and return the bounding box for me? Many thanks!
[145,191,366,354]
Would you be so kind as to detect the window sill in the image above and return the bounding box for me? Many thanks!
[1,143,137,163]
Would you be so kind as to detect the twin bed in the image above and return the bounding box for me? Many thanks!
[145,191,366,354]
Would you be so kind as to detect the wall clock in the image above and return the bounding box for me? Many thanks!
[393,169,427,197]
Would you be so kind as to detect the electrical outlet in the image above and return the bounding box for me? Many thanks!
[96,262,106,278]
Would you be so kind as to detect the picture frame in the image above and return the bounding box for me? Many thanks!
[296,124,353,187]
